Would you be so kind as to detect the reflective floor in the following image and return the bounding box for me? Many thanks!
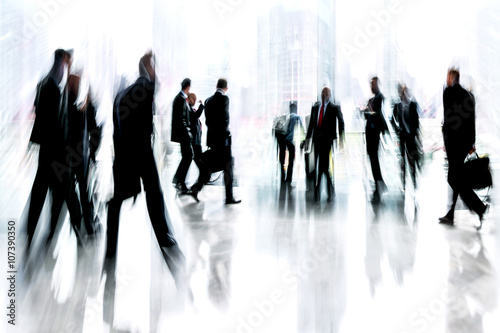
[1,131,500,333]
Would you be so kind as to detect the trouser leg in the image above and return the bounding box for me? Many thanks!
[223,147,234,200]
[26,164,49,247]
[105,198,123,260]
[142,153,177,248]
[366,130,383,190]
[173,140,193,186]
[286,141,295,182]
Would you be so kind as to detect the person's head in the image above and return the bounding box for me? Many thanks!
[181,78,191,93]
[216,78,228,92]
[51,49,71,82]
[139,51,155,81]
[321,87,332,104]
[370,77,380,94]
[187,93,197,106]
[447,68,460,87]
[398,83,409,102]
[65,49,74,70]
[289,102,297,114]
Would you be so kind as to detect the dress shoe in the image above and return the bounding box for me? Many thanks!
[371,191,380,203]
[174,183,188,194]
[477,204,490,230]
[438,216,454,225]
[225,198,241,205]
[186,188,199,202]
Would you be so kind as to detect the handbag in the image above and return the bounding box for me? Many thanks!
[463,152,492,189]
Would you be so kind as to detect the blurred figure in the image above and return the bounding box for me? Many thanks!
[26,49,83,249]
[105,51,185,287]
[391,84,420,192]
[305,87,344,202]
[171,78,193,194]
[276,102,304,184]
[187,78,241,204]
[59,73,102,237]
[187,93,204,171]
[439,68,488,228]
[362,77,388,203]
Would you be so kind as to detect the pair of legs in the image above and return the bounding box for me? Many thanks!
[366,128,386,200]
[277,135,296,182]
[399,133,418,190]
[313,140,334,201]
[443,148,487,221]
[190,146,239,203]
[173,139,193,192]
[106,150,177,260]
[105,149,185,288]
[26,147,82,249]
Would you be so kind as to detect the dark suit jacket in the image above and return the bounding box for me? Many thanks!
[204,91,231,148]
[171,92,191,143]
[67,89,102,175]
[365,93,388,132]
[306,101,344,144]
[112,76,155,199]
[189,103,204,146]
[392,100,419,136]
[442,84,475,153]
[30,76,66,156]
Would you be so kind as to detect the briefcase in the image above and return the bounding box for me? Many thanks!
[463,152,492,189]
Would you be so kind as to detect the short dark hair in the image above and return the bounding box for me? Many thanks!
[54,49,66,62]
[181,78,191,90]
[371,76,380,85]
[448,68,460,83]
[289,102,297,114]
[216,78,228,89]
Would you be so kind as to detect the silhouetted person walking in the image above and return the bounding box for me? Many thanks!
[276,102,304,184]
[26,49,83,249]
[171,78,193,194]
[439,68,488,228]
[391,84,420,192]
[306,87,344,202]
[362,77,388,203]
[187,92,204,171]
[187,78,241,204]
[105,52,185,287]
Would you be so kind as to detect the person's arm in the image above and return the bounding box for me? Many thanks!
[195,102,204,118]
[306,105,315,140]
[174,95,192,141]
[224,96,230,137]
[336,105,345,149]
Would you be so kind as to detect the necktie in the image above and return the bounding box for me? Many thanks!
[318,104,324,128]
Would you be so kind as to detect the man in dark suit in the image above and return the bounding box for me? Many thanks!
[305,87,344,202]
[391,84,420,192]
[105,52,185,287]
[187,78,241,204]
[25,49,83,249]
[171,78,192,193]
[439,68,488,228]
[187,93,204,171]
[363,77,388,203]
